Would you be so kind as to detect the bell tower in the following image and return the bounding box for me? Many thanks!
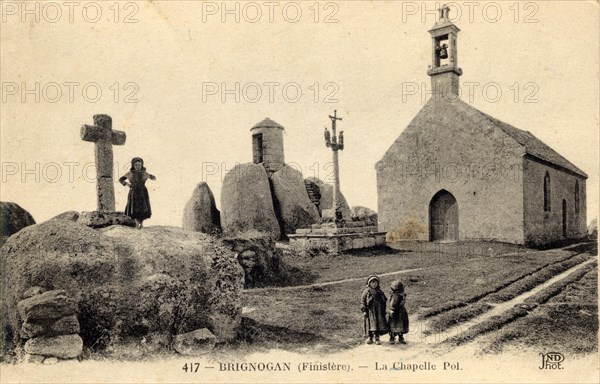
[427,5,462,98]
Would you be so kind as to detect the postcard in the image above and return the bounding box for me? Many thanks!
[1,1,598,383]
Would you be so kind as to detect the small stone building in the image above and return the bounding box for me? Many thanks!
[376,7,587,246]
[251,118,285,175]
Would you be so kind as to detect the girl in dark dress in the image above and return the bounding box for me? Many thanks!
[119,157,156,229]
[388,279,409,344]
[360,275,388,345]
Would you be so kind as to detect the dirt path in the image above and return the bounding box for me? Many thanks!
[248,243,587,293]
[245,267,426,292]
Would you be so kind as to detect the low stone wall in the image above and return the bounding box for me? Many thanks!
[222,236,289,288]
[18,289,83,364]
[289,222,386,255]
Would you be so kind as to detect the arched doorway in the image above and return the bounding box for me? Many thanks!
[562,199,567,237]
[429,190,459,241]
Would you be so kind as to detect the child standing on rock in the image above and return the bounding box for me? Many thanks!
[387,279,409,344]
[361,275,388,345]
[119,157,156,229]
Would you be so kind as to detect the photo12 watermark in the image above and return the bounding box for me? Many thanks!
[200,161,337,184]
[1,82,140,103]
[201,82,340,104]
[1,1,141,24]
[1,161,134,184]
[200,1,340,23]
[401,81,539,104]
[401,1,540,24]
[388,161,526,185]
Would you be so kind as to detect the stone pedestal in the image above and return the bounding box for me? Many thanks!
[321,208,352,222]
[77,211,135,229]
[288,221,386,255]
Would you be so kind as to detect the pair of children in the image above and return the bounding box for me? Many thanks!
[360,275,409,345]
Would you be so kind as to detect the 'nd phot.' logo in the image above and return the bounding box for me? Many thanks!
[539,352,564,370]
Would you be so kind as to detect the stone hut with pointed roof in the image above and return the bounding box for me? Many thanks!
[376,7,587,246]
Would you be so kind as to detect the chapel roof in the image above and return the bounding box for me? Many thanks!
[411,96,588,178]
[377,96,587,178]
[460,99,588,178]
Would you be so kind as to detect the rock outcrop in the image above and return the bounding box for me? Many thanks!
[220,163,280,239]
[76,211,135,228]
[304,177,351,218]
[351,206,378,227]
[271,165,320,236]
[588,219,597,239]
[1,201,35,246]
[223,236,289,288]
[1,220,244,354]
[304,179,322,212]
[173,328,217,356]
[24,334,83,360]
[50,211,80,222]
[182,182,221,234]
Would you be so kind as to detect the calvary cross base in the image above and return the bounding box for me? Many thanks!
[81,114,126,212]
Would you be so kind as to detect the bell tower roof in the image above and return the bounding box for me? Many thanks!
[427,5,462,98]
[429,5,460,34]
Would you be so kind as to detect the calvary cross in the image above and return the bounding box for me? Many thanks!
[80,114,126,212]
[325,110,343,220]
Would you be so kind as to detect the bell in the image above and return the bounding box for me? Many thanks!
[439,44,449,59]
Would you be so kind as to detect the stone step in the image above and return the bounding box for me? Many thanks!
[17,290,77,321]
[289,232,387,255]
[294,226,380,235]
[24,334,83,359]
[21,315,80,339]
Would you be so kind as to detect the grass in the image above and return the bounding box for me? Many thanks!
[236,317,326,352]
[420,245,596,318]
[445,307,530,346]
[480,265,598,355]
[426,256,595,338]
[424,257,591,335]
[485,253,592,303]
[388,240,526,257]
[283,241,582,287]
[524,261,597,305]
[282,247,441,285]
[243,242,596,350]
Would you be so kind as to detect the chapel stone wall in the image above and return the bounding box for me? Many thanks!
[523,158,587,246]
[376,99,526,244]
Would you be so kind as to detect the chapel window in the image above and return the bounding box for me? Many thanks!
[575,180,580,214]
[544,172,551,212]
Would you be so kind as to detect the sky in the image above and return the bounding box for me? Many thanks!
[1,0,598,228]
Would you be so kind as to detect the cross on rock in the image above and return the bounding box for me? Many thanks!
[80,114,126,212]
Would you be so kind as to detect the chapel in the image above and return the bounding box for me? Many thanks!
[376,6,587,246]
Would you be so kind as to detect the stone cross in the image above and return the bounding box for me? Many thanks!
[324,110,344,220]
[80,114,126,211]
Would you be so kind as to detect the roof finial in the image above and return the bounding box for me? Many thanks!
[442,4,450,20]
